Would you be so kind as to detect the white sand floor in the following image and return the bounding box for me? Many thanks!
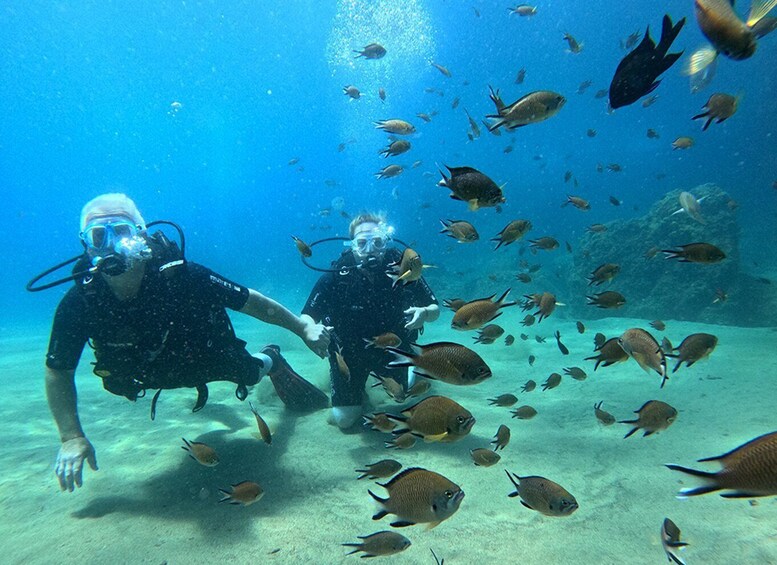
[2,314,776,564]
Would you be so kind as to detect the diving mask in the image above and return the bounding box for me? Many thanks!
[81,216,142,250]
[350,224,391,259]
[80,216,151,275]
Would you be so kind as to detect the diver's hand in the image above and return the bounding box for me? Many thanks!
[300,315,331,358]
[404,307,429,331]
[55,437,98,492]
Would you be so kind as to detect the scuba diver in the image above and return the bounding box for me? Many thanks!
[35,193,330,492]
[301,212,439,430]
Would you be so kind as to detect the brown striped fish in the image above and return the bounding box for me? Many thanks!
[620,400,677,438]
[386,342,491,386]
[356,459,403,480]
[667,431,777,498]
[343,531,411,558]
[491,424,511,451]
[668,333,718,372]
[181,438,219,467]
[249,401,272,445]
[218,481,264,505]
[618,328,667,386]
[369,467,464,527]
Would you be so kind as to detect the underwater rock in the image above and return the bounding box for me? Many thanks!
[568,183,775,326]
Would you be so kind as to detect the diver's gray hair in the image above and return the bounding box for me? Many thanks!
[349,211,387,238]
[80,193,146,231]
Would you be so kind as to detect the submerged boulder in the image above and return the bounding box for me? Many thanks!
[567,183,775,326]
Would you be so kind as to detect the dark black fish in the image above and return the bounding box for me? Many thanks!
[609,15,685,109]
[553,331,569,355]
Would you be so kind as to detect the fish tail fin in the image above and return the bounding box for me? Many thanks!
[341,544,361,555]
[368,489,388,506]
[504,469,521,493]
[487,118,505,132]
[665,464,721,496]
[684,46,718,76]
[217,489,233,503]
[747,0,777,27]
[488,85,505,112]
[385,347,416,368]
[661,249,680,260]
[437,163,450,186]
[657,14,685,54]
[621,425,639,438]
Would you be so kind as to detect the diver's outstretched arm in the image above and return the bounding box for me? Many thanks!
[239,289,330,357]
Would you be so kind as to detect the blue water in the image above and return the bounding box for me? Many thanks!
[3,0,776,329]
[2,1,777,562]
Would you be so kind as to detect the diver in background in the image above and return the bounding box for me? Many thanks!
[43,193,330,492]
[302,212,439,429]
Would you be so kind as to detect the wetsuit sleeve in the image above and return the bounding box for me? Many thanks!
[45,287,89,371]
[301,273,333,322]
[185,262,251,311]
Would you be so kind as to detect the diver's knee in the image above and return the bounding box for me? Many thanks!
[328,405,362,429]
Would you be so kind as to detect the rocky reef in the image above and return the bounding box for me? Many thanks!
[566,183,776,326]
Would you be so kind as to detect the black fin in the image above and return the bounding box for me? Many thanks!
[657,14,685,56]
[666,464,722,496]
[150,388,162,420]
[665,463,717,479]
[720,491,762,498]
[193,384,209,412]
[265,345,329,411]
[390,520,416,527]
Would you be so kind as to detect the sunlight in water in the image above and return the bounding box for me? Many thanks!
[325,0,436,146]
[326,0,435,75]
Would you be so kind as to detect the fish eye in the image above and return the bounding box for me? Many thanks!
[456,415,465,423]
[444,490,453,498]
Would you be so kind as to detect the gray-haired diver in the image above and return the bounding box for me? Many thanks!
[31,193,330,492]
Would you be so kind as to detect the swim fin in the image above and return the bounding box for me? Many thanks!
[262,345,329,411]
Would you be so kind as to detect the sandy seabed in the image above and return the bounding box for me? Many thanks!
[2,314,776,565]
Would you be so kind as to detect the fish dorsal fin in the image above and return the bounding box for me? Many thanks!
[747,0,777,26]
[401,396,440,416]
[382,467,424,488]
[636,25,656,51]
[448,165,480,176]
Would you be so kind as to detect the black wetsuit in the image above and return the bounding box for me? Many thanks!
[46,248,261,410]
[302,248,437,407]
